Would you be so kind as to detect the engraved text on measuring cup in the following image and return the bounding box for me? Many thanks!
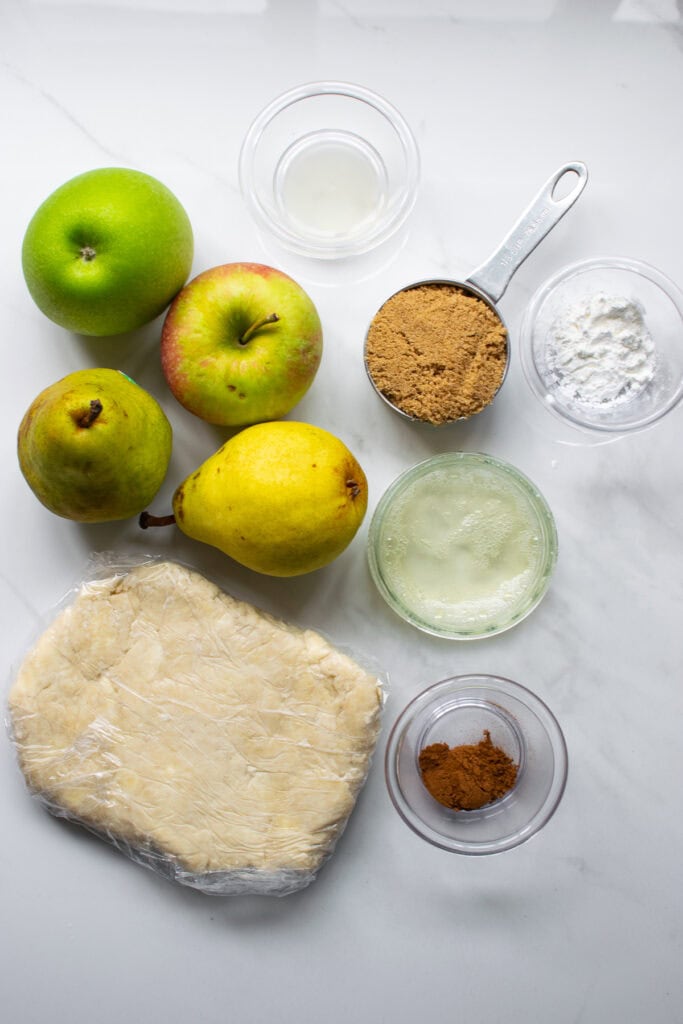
[498,206,551,266]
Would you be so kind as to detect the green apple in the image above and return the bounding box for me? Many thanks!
[160,262,323,426]
[18,368,172,522]
[22,167,193,336]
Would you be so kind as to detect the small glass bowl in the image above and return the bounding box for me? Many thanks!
[367,453,558,640]
[385,675,568,855]
[238,81,419,259]
[520,256,683,433]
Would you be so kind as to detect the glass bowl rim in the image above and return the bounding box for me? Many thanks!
[384,673,569,855]
[367,451,558,640]
[519,254,683,434]
[238,79,420,258]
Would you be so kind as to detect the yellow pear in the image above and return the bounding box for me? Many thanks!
[141,421,368,577]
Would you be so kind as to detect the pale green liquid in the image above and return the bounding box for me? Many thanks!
[280,141,384,239]
[378,464,545,633]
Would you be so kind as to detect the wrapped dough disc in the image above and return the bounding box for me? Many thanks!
[8,561,382,895]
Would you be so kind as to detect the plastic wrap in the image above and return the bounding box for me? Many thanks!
[7,556,384,896]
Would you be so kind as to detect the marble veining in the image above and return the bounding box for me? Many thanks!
[1,2,682,1023]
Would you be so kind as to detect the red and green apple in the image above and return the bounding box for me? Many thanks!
[160,262,323,427]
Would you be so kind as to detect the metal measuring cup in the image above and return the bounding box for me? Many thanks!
[364,161,589,423]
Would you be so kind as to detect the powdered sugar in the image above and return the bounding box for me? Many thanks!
[547,292,656,406]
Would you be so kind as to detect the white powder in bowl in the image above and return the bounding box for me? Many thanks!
[546,292,656,406]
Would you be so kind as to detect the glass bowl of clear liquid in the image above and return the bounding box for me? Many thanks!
[239,81,420,259]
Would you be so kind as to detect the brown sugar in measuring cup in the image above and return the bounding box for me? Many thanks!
[365,282,508,423]
[364,162,589,425]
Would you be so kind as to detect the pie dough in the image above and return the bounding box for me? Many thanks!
[9,561,382,894]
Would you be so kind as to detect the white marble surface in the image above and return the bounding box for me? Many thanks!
[2,2,683,1022]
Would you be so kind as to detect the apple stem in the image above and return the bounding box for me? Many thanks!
[139,511,176,529]
[239,312,279,345]
[77,400,103,428]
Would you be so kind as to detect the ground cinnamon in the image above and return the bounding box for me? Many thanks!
[365,283,507,424]
[418,730,518,810]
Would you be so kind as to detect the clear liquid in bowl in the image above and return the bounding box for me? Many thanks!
[275,130,387,240]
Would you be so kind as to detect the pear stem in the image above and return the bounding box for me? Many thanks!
[239,312,279,345]
[139,511,176,529]
[77,400,103,428]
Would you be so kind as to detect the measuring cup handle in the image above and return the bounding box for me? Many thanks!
[466,161,589,304]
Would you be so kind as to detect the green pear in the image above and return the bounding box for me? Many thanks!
[141,421,368,577]
[18,368,172,522]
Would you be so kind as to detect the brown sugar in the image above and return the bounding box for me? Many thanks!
[365,283,508,424]
[418,730,518,811]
